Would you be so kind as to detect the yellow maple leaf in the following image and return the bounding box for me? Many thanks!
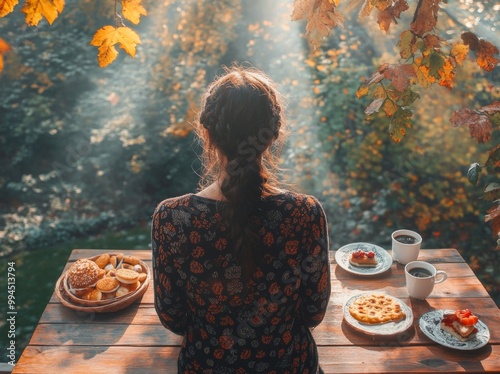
[0,38,12,73]
[0,0,19,17]
[121,0,147,25]
[451,42,469,66]
[21,0,64,26]
[90,26,141,68]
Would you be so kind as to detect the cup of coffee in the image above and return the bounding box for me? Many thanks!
[404,261,448,299]
[391,229,422,265]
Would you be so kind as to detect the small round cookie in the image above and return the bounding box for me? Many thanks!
[115,286,130,298]
[121,263,135,271]
[95,277,120,293]
[94,253,111,269]
[81,288,102,301]
[104,263,115,271]
[123,255,140,265]
[133,264,143,273]
[123,280,141,292]
[138,272,147,283]
[102,291,117,300]
[110,256,118,268]
[116,269,139,284]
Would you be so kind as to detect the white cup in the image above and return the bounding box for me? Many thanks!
[405,261,448,299]
[391,229,422,265]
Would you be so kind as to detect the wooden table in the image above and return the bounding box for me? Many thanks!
[13,248,500,373]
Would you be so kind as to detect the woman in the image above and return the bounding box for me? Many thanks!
[152,66,330,373]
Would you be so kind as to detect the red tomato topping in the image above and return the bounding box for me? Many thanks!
[454,309,479,326]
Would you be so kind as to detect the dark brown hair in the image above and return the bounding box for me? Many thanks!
[196,66,287,284]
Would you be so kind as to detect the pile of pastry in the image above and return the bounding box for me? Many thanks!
[66,253,147,301]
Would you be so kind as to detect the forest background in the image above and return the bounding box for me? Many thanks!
[0,0,499,362]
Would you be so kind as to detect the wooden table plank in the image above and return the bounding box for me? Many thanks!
[13,345,500,374]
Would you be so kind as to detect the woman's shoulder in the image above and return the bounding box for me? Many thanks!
[265,190,324,212]
[154,193,196,212]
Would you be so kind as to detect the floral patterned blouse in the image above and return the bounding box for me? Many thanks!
[152,192,330,373]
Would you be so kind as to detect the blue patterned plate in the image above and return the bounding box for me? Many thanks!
[335,242,392,276]
[419,309,490,350]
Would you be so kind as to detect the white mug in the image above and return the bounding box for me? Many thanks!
[392,229,422,265]
[405,261,448,299]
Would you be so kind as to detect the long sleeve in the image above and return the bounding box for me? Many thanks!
[299,196,331,328]
[152,203,187,335]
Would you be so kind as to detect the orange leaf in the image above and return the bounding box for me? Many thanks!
[0,37,11,52]
[462,32,499,72]
[0,0,19,17]
[437,57,455,90]
[90,26,141,68]
[121,0,147,25]
[21,0,64,26]
[0,38,11,74]
[476,40,499,72]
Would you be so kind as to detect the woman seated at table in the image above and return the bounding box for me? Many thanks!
[152,66,331,373]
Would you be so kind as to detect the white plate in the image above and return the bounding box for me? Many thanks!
[419,310,490,350]
[335,242,392,275]
[343,293,414,336]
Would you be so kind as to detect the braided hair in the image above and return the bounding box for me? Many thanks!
[196,66,287,285]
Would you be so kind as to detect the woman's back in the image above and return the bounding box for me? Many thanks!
[153,191,330,373]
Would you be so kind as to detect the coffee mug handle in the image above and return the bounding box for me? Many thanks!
[434,270,448,284]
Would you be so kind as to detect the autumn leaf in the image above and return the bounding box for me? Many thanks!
[291,0,344,48]
[476,40,499,72]
[358,0,374,18]
[410,0,441,37]
[382,99,398,117]
[482,183,500,202]
[451,42,469,66]
[389,107,412,143]
[481,101,500,116]
[484,201,500,240]
[0,0,18,17]
[438,57,455,89]
[398,30,415,59]
[461,32,499,72]
[21,0,64,26]
[413,58,434,87]
[356,84,369,99]
[365,98,384,115]
[423,33,440,49]
[450,108,492,144]
[421,50,444,79]
[377,0,409,33]
[90,26,141,68]
[467,163,482,186]
[398,87,419,106]
[383,63,416,92]
[0,38,11,73]
[121,0,147,25]
[485,144,500,174]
